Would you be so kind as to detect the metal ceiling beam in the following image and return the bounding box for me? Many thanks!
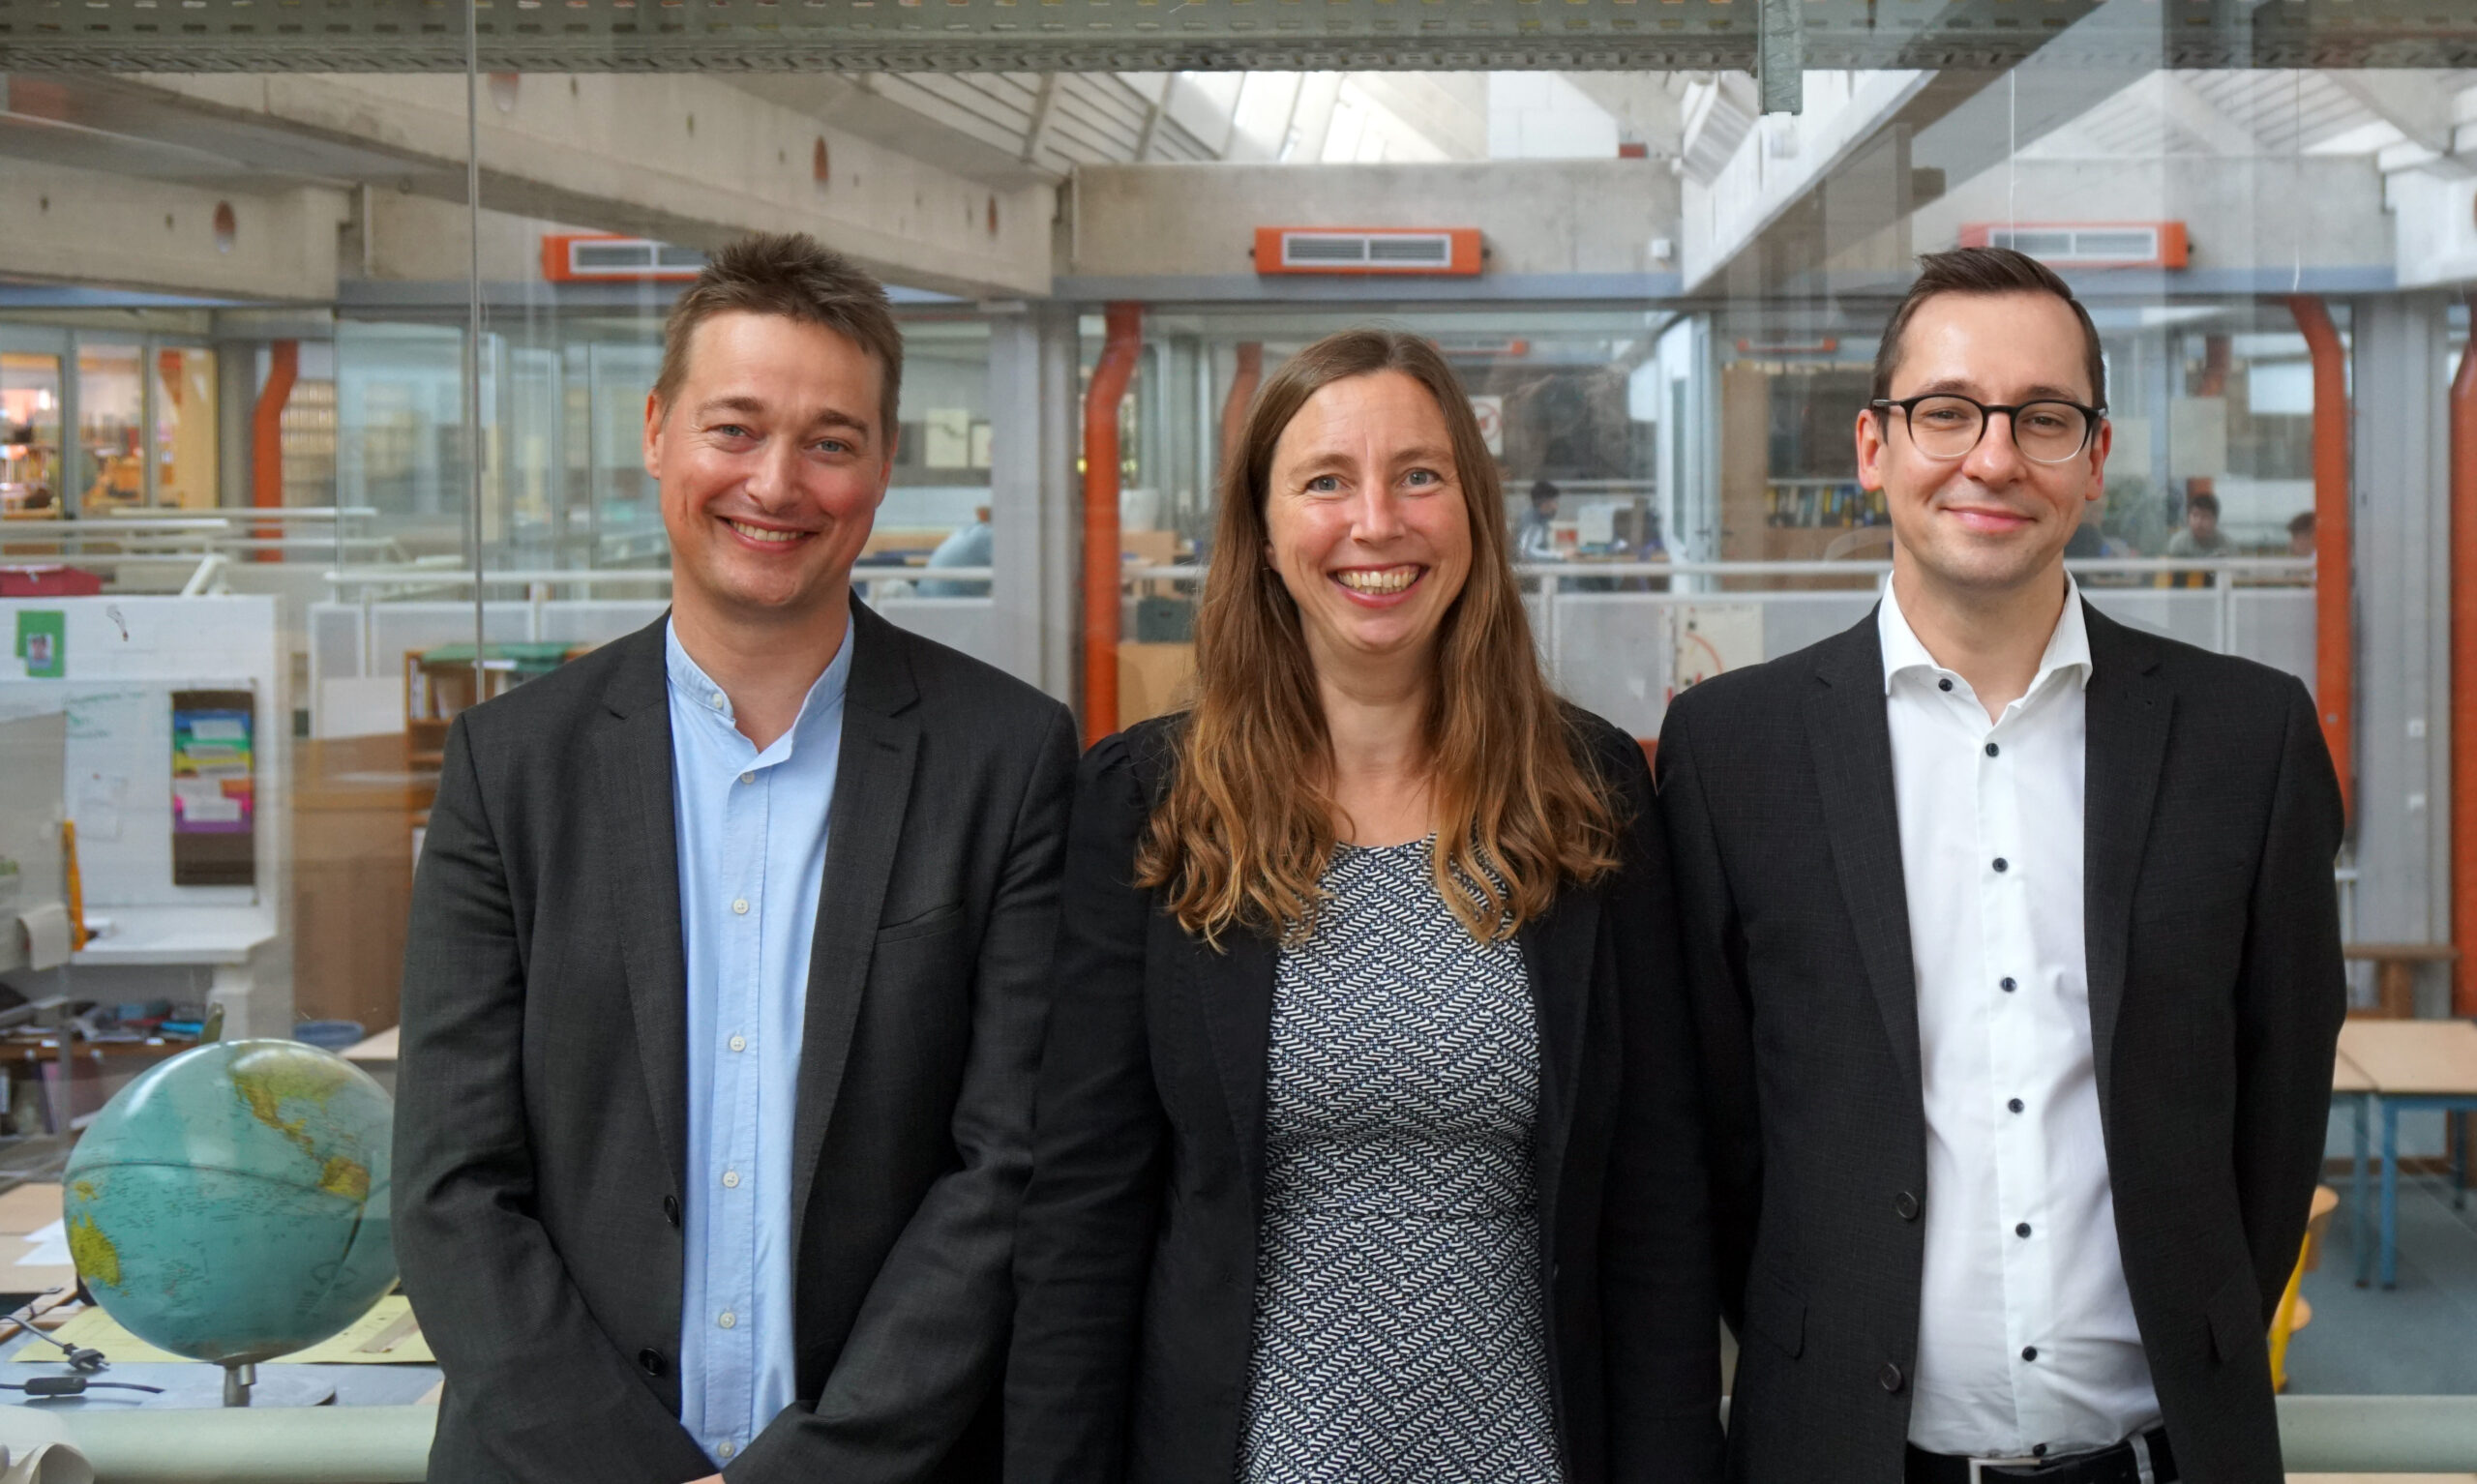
[2143,72,2261,158]
[7,0,2476,74]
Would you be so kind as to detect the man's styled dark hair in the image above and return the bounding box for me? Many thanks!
[2288,510,2316,537]
[1870,246,2107,411]
[2188,490,2222,519]
[653,231,905,440]
[1529,478,1560,506]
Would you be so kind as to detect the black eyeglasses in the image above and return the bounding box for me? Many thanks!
[1870,394,2107,465]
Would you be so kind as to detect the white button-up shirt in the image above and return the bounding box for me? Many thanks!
[1880,577,2162,1458]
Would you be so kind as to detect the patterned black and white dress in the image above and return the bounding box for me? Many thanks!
[1237,838,1561,1484]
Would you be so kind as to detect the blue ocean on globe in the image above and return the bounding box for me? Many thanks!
[60,1039,396,1366]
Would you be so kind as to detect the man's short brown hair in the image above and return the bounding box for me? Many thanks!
[1870,246,2106,411]
[653,232,905,442]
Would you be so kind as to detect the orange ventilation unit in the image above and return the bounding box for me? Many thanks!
[541,235,707,283]
[1253,227,1483,277]
[1957,223,2190,271]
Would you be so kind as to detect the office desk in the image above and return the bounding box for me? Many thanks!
[2334,1020,2477,1289]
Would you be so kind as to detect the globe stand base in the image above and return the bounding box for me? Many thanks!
[220,1364,334,1409]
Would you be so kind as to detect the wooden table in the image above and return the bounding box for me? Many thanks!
[2333,1019,2477,1289]
[2343,943,2459,1019]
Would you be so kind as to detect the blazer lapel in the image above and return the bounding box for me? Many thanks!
[1520,881,1599,1229]
[596,620,691,1197]
[789,604,921,1248]
[2079,603,2171,1117]
[1195,932,1278,1205]
[1802,614,1925,1101]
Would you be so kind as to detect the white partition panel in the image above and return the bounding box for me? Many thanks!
[1536,583,2317,742]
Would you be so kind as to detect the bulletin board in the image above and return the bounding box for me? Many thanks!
[0,680,259,906]
[0,597,282,915]
[0,713,68,974]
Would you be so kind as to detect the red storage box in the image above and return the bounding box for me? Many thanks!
[0,566,104,597]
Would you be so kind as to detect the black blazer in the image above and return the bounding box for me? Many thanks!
[396,604,1077,1484]
[1656,603,2346,1484]
[1006,711,1727,1484]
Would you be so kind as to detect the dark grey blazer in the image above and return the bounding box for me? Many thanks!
[396,603,1077,1484]
[1656,602,2346,1484]
[1006,711,1727,1484]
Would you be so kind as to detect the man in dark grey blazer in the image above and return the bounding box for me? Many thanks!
[396,233,1076,1484]
[1659,248,2344,1484]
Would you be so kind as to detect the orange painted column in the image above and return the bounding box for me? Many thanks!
[2289,297,2353,826]
[251,341,299,563]
[1082,304,1143,746]
[1219,341,1265,479]
[2452,323,2477,1012]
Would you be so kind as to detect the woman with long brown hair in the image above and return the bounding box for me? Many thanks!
[1006,329,1723,1484]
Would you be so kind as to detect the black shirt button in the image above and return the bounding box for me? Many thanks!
[2008,1098,2025,1113]
[1992,857,2009,873]
[1880,1362,1906,1392]
[2000,977,2017,993]
[2015,1222,2033,1238]
[663,1195,681,1228]
[1985,742,2000,757]
[1938,678,1954,692]
[2021,1346,2039,1362]
[1895,1191,1920,1221]
[639,1349,668,1378]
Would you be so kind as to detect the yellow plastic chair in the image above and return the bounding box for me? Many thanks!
[2270,1185,2342,1393]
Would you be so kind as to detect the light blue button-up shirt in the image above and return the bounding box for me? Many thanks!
[665,616,852,1469]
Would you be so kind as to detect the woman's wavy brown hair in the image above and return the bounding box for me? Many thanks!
[1133,328,1623,947]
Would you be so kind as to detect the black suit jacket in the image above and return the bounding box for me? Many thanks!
[1006,711,1727,1484]
[396,603,1077,1484]
[1656,602,2345,1484]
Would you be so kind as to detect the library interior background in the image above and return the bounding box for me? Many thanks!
[9,0,2477,1472]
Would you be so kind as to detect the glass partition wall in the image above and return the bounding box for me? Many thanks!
[4,0,2475,1419]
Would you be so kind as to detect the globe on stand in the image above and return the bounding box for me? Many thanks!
[61,1039,395,1407]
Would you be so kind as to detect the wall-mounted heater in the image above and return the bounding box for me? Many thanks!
[1253,227,1483,277]
[1958,223,2189,270]
[542,235,708,283]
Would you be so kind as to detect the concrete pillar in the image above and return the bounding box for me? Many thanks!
[987,304,1081,703]
[217,342,256,510]
[2349,294,2454,1007]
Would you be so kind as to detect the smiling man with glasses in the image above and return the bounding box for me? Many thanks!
[1657,246,2345,1484]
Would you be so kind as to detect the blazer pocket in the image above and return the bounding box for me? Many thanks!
[877,902,965,944]
[2205,1264,2262,1365]
[1744,1269,1806,1358]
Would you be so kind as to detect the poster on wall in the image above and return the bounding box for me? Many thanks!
[14,612,63,679]
[169,689,254,888]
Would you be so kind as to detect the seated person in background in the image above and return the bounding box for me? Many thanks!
[917,505,994,596]
[1516,477,1563,561]
[396,231,1075,1484]
[2287,509,2315,558]
[2164,489,2226,556]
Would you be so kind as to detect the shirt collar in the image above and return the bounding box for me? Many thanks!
[1877,573,2093,699]
[664,612,856,743]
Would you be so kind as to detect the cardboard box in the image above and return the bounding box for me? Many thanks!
[1118,642,1195,729]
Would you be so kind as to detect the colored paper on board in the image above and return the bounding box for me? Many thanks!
[170,689,255,888]
[14,611,63,678]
